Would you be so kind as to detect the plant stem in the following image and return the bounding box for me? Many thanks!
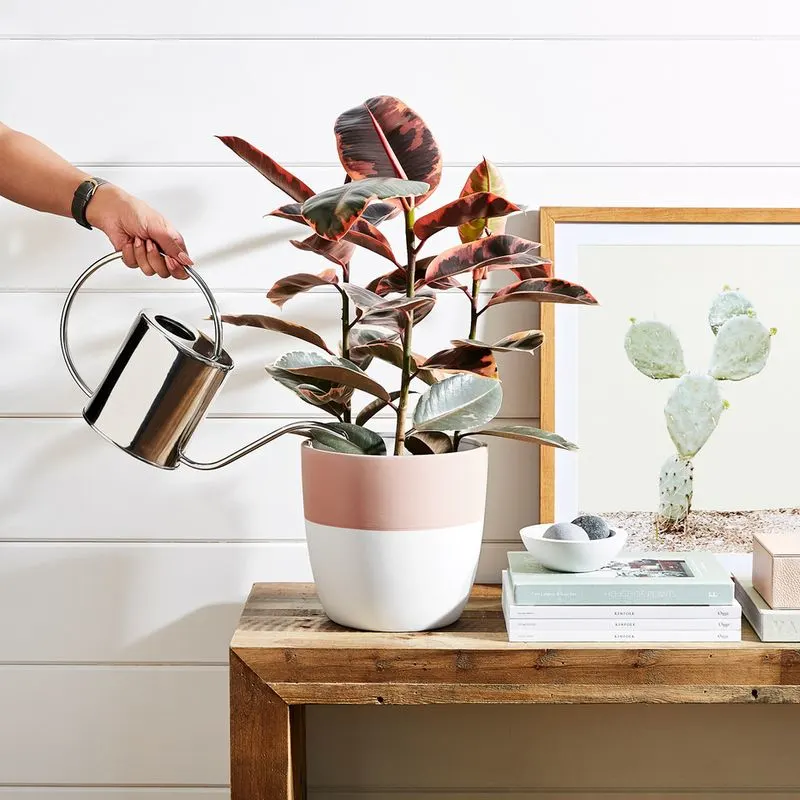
[469,273,482,339]
[393,206,417,456]
[341,271,352,423]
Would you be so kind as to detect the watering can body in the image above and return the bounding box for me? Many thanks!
[61,252,334,470]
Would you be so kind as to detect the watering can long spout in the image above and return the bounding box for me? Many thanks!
[61,251,343,470]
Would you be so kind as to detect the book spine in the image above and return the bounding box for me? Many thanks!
[506,630,742,643]
[503,602,741,620]
[504,618,741,633]
[510,581,734,606]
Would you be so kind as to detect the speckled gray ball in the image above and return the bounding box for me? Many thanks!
[571,515,610,540]
[543,522,590,541]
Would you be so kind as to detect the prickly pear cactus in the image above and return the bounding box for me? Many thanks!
[626,286,773,535]
[664,373,724,458]
[657,454,694,532]
[709,315,774,381]
[708,288,754,335]
[624,320,686,379]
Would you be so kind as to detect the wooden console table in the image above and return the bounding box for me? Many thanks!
[230,583,800,799]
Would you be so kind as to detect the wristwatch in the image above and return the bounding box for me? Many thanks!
[71,177,109,230]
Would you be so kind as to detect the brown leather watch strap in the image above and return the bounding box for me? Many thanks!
[71,177,108,229]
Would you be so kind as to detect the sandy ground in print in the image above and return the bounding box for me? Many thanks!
[599,509,800,553]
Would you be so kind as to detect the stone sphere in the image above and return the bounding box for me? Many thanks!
[543,522,590,541]
[571,515,610,540]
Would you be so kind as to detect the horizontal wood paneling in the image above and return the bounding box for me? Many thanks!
[1,292,539,418]
[4,0,800,37]
[0,666,227,785]
[4,41,800,164]
[307,704,800,790]
[0,540,513,662]
[0,418,536,543]
[8,165,800,293]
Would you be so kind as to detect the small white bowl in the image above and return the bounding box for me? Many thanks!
[520,523,628,573]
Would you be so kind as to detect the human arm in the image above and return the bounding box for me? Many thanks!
[0,122,191,278]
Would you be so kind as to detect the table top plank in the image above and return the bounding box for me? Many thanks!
[232,584,800,703]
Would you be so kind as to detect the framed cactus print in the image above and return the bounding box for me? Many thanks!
[539,207,800,552]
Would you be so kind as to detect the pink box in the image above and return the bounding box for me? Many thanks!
[752,533,800,609]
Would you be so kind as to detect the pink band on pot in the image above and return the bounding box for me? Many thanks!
[301,442,488,531]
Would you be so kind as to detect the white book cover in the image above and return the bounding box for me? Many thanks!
[504,626,742,643]
[502,571,741,621]
[734,574,800,642]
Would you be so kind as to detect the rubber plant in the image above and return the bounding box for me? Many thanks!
[217,96,598,457]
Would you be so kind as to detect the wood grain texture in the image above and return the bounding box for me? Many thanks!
[232,584,800,702]
[537,206,800,522]
[230,651,305,800]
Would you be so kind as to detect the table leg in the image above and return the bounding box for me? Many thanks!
[230,651,307,799]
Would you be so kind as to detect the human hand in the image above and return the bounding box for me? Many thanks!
[85,184,193,279]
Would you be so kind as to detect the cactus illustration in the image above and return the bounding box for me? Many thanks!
[625,288,775,533]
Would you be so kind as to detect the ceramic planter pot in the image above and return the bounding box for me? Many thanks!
[301,439,488,632]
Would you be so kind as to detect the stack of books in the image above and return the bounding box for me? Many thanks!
[503,551,741,643]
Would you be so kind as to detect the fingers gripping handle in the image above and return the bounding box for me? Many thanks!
[60,251,224,396]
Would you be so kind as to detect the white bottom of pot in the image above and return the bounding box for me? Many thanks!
[305,520,483,632]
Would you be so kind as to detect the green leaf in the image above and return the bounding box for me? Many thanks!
[301,177,429,241]
[308,422,387,455]
[405,431,454,455]
[220,314,333,354]
[265,369,352,419]
[272,351,391,402]
[413,373,503,432]
[466,425,578,451]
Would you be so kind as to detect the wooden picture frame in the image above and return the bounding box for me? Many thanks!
[538,207,800,541]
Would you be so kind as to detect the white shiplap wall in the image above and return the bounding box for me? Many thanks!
[3,2,800,798]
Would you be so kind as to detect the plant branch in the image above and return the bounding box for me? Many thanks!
[341,268,352,423]
[469,272,482,339]
[393,206,417,455]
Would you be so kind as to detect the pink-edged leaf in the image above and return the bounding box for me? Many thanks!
[334,95,442,204]
[355,390,407,427]
[361,202,400,225]
[291,235,355,271]
[216,136,313,202]
[351,341,443,385]
[457,158,508,242]
[421,345,498,379]
[301,177,428,241]
[272,351,390,402]
[413,192,520,241]
[348,323,400,349]
[221,314,334,354]
[267,270,340,308]
[342,284,384,312]
[270,203,398,265]
[265,367,353,419]
[467,424,578,451]
[368,257,462,296]
[451,330,545,353]
[359,295,436,331]
[485,279,598,309]
[423,235,552,285]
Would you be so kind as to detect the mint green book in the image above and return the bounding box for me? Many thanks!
[507,551,734,606]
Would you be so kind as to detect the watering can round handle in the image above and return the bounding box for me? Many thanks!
[60,251,224,397]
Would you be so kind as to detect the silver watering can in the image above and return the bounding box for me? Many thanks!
[60,251,336,470]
